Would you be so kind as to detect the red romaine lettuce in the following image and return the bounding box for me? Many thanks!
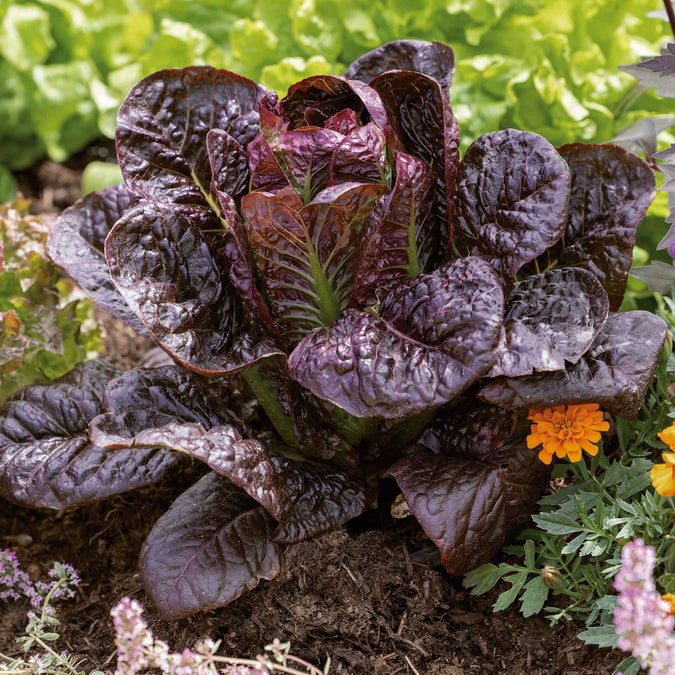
[3,40,663,620]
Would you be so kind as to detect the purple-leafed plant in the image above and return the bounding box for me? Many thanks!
[0,40,667,620]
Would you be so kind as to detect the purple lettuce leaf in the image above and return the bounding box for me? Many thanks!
[267,127,344,201]
[329,122,388,186]
[281,75,389,131]
[46,185,150,338]
[270,454,366,543]
[536,144,656,311]
[241,183,386,341]
[206,128,250,201]
[453,129,570,280]
[288,257,504,419]
[94,420,292,522]
[118,423,366,541]
[89,364,365,536]
[89,366,290,520]
[344,40,456,99]
[415,399,517,461]
[258,91,287,141]
[489,268,610,378]
[387,432,549,575]
[371,70,459,231]
[208,163,280,339]
[0,361,176,508]
[351,152,435,305]
[324,108,361,135]
[105,201,283,375]
[116,66,265,206]
[89,366,235,447]
[247,134,292,194]
[140,471,282,619]
[479,311,667,420]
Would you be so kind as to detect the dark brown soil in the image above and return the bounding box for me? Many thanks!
[0,483,625,675]
[0,150,626,674]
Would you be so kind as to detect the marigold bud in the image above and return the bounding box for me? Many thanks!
[662,332,673,361]
[540,565,564,589]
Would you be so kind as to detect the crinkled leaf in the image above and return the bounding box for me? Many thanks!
[258,91,287,142]
[46,184,150,337]
[116,66,265,205]
[351,152,435,305]
[388,436,549,575]
[206,128,249,201]
[89,366,235,447]
[479,311,667,421]
[489,268,609,378]
[206,154,280,339]
[453,129,570,280]
[93,419,364,542]
[536,144,655,310]
[289,257,504,419]
[242,183,386,340]
[89,366,365,537]
[329,122,387,186]
[371,70,459,230]
[268,127,344,201]
[94,420,291,523]
[281,75,389,131]
[416,399,517,461]
[0,361,176,508]
[247,134,293,194]
[270,455,366,543]
[344,40,455,99]
[105,201,283,375]
[140,472,282,619]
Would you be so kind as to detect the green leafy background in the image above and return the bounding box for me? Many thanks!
[0,0,671,175]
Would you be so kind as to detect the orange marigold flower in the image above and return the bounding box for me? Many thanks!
[662,593,675,614]
[526,403,609,465]
[658,422,675,451]
[650,453,675,497]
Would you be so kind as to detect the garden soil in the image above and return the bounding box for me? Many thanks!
[1,153,625,674]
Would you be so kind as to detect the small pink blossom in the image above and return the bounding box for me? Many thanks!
[614,539,675,675]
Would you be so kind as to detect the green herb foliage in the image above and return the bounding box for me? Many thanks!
[464,328,675,671]
[0,197,100,399]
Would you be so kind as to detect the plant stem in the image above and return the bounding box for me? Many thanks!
[664,0,675,40]
[242,365,300,450]
[209,654,324,675]
[31,638,77,675]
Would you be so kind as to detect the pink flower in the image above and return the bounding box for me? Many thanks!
[614,540,675,674]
